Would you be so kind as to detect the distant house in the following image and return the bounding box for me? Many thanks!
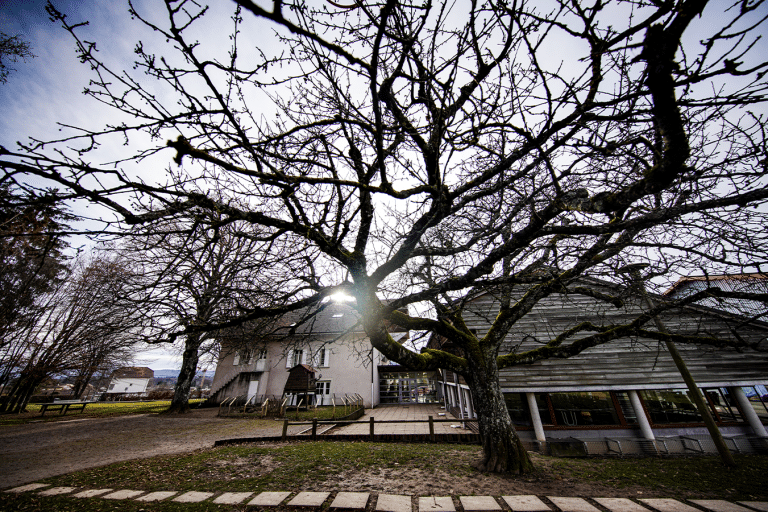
[208,299,416,408]
[106,367,154,398]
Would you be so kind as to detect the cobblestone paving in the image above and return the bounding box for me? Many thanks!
[4,484,767,512]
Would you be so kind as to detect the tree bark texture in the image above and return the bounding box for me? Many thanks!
[166,335,200,414]
[465,351,534,474]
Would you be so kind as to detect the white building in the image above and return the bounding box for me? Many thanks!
[106,367,154,397]
[208,300,412,408]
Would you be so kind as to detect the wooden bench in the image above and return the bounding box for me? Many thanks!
[39,401,89,416]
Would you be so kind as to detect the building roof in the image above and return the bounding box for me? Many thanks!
[664,273,767,318]
[110,367,154,379]
[221,299,409,342]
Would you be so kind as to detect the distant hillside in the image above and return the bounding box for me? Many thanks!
[153,369,213,379]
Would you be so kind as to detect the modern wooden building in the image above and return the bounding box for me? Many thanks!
[432,276,768,452]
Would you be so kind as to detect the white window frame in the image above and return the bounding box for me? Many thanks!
[313,347,330,368]
[287,348,305,368]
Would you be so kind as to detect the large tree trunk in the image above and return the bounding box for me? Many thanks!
[465,352,534,474]
[166,335,200,414]
[2,372,43,414]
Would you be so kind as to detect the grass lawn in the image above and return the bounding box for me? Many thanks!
[1,442,765,511]
[0,400,204,426]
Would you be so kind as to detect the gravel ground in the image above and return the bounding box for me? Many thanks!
[0,408,280,489]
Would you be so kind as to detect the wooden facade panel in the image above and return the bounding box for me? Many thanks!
[461,283,768,392]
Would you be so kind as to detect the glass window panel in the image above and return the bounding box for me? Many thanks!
[504,393,532,426]
[708,388,742,422]
[641,389,703,424]
[613,392,638,424]
[549,392,620,426]
[535,394,553,425]
[744,386,768,422]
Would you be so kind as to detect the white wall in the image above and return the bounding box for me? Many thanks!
[107,377,149,394]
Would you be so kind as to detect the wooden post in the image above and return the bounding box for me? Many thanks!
[621,264,736,467]
[429,415,435,442]
[312,418,318,440]
[369,416,375,440]
[282,419,289,441]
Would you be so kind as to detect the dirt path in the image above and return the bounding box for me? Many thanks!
[0,408,281,489]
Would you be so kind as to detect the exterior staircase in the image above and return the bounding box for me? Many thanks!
[204,360,267,404]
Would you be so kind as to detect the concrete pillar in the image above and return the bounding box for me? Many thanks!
[465,388,475,419]
[454,373,464,419]
[526,392,546,443]
[730,386,768,437]
[629,390,656,441]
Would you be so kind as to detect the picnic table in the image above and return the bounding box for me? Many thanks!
[39,401,90,416]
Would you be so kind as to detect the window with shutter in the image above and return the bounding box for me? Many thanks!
[287,349,304,368]
[233,352,240,366]
[323,348,330,367]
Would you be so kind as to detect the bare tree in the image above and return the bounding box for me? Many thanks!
[0,184,71,353]
[0,33,35,84]
[1,0,767,471]
[120,209,293,413]
[0,252,143,413]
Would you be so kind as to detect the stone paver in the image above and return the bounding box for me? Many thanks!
[593,498,651,512]
[739,503,768,512]
[214,492,253,505]
[136,491,178,502]
[288,491,331,508]
[460,496,502,511]
[331,492,370,510]
[173,491,215,503]
[72,488,113,498]
[377,493,413,512]
[38,486,77,496]
[548,497,601,512]
[102,489,145,500]
[249,491,292,507]
[640,499,701,512]
[419,496,456,512]
[691,502,754,512]
[503,496,552,512]
[4,483,50,493]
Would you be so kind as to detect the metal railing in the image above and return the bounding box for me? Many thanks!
[279,415,478,441]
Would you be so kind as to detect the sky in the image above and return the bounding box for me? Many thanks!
[2,0,768,370]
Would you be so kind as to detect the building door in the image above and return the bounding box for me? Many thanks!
[316,381,331,406]
[400,378,417,403]
[247,379,259,404]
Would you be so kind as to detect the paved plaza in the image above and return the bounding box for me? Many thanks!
[329,404,466,436]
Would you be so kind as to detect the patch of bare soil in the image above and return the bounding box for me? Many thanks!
[202,445,675,499]
[319,466,658,498]
[199,455,283,481]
